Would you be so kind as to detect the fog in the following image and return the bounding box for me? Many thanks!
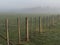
[0,0,60,10]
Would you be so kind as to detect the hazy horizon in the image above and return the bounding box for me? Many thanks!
[0,0,60,14]
[0,0,60,10]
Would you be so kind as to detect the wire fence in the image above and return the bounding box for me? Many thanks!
[0,15,60,45]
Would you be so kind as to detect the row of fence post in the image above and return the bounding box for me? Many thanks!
[4,15,60,45]
[5,16,60,45]
[5,17,43,45]
[0,16,60,45]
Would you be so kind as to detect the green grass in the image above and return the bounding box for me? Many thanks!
[0,14,60,45]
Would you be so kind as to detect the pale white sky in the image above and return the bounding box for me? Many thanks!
[0,0,60,9]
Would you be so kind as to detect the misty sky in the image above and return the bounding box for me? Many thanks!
[0,0,60,10]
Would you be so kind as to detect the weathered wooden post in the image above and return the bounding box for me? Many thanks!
[39,16,43,33]
[34,17,37,33]
[29,17,32,38]
[50,16,52,27]
[25,17,29,42]
[6,18,9,45]
[47,16,49,27]
[17,17,21,45]
[49,16,51,29]
[52,16,55,26]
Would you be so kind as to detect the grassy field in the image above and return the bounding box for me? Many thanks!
[0,14,60,45]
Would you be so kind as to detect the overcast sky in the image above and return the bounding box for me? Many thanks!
[0,0,60,9]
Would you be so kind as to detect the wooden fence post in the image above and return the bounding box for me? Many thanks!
[34,17,37,33]
[52,16,55,26]
[39,16,43,33]
[6,18,9,45]
[17,17,21,45]
[50,16,52,27]
[25,17,29,42]
[47,16,49,27]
